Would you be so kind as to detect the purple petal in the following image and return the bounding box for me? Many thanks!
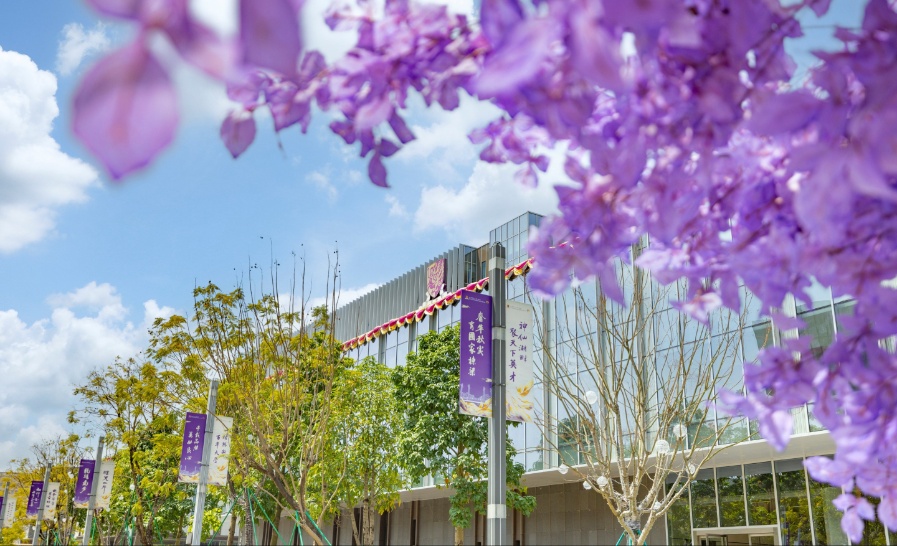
[473,18,554,98]
[747,89,820,136]
[758,409,793,451]
[368,153,389,188]
[841,510,865,544]
[72,39,178,180]
[804,456,854,487]
[809,0,832,16]
[167,17,235,78]
[355,97,394,131]
[480,0,524,48]
[568,5,623,91]
[514,164,538,188]
[388,112,415,144]
[85,0,140,19]
[880,495,897,532]
[239,0,301,76]
[377,138,400,158]
[220,108,256,158]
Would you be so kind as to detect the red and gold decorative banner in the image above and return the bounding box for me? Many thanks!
[341,258,534,351]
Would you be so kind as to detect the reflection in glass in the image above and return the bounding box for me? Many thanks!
[717,466,746,527]
[797,305,835,359]
[665,480,692,546]
[526,449,543,472]
[691,469,718,528]
[745,321,774,364]
[745,462,776,525]
[807,471,847,546]
[775,459,811,546]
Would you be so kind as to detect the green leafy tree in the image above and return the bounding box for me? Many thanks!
[4,435,87,545]
[73,356,204,546]
[149,272,352,546]
[313,356,406,546]
[392,326,535,546]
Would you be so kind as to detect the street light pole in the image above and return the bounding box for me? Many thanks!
[191,380,219,546]
[33,465,52,546]
[82,436,105,546]
[487,243,507,546]
[0,480,10,538]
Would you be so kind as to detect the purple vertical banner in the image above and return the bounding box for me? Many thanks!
[459,290,493,418]
[73,459,95,508]
[26,480,44,517]
[0,495,4,521]
[178,412,207,483]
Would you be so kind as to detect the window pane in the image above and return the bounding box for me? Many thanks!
[808,470,847,546]
[666,486,692,546]
[745,321,774,364]
[797,305,835,359]
[745,462,776,525]
[775,459,811,546]
[691,469,718,528]
[526,449,544,472]
[717,466,746,527]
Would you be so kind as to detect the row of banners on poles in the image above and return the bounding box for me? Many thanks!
[0,414,231,526]
[459,290,536,423]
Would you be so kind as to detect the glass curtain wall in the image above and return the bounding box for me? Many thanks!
[664,457,897,546]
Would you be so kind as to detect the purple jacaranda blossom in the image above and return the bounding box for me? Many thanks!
[834,494,876,543]
[72,39,177,180]
[804,456,855,488]
[567,1,624,92]
[239,0,302,77]
[220,109,257,158]
[881,494,897,533]
[473,18,556,98]
[671,292,722,325]
[480,0,524,49]
[368,152,388,188]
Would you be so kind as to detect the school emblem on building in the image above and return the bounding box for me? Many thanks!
[426,259,446,300]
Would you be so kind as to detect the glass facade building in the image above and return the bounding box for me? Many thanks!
[330,211,883,546]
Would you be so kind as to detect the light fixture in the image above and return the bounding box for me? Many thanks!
[583,481,592,490]
[558,464,569,475]
[585,390,599,405]
[596,475,609,488]
[673,424,687,439]
[655,440,670,454]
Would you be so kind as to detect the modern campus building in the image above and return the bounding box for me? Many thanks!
[317,211,889,546]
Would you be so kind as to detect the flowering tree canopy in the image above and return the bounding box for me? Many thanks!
[73,0,897,540]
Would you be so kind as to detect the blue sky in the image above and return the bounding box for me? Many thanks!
[0,0,564,465]
[0,0,863,466]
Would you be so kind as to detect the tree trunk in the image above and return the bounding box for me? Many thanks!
[226,507,237,546]
[362,500,375,546]
[350,509,361,546]
[242,490,254,546]
[454,525,464,546]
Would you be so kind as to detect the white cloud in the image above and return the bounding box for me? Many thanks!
[0,47,99,253]
[398,95,503,182]
[385,194,409,218]
[413,161,561,245]
[55,22,111,76]
[0,283,171,466]
[303,0,477,62]
[306,169,340,202]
